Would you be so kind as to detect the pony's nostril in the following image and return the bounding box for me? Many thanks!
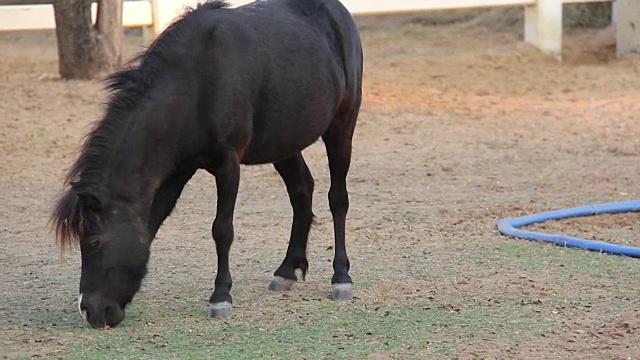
[78,295,125,328]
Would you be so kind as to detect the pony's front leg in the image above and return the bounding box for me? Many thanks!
[148,167,197,239]
[208,153,240,318]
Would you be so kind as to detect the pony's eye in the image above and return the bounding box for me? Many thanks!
[82,236,101,250]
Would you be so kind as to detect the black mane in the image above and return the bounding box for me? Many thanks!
[51,0,230,252]
[67,0,229,187]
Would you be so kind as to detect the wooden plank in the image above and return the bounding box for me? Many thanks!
[229,0,611,13]
[0,5,55,30]
[0,0,143,5]
[0,0,615,59]
[0,0,52,4]
[122,1,153,26]
[0,1,152,31]
[144,0,197,40]
[562,0,611,3]
[232,0,539,13]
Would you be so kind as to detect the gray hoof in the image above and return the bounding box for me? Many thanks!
[208,301,232,318]
[267,276,296,291]
[332,283,353,300]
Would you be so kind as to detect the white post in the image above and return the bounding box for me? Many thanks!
[524,0,562,60]
[616,0,640,57]
[611,0,617,26]
[143,0,199,42]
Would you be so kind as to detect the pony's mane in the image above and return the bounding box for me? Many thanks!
[51,0,230,252]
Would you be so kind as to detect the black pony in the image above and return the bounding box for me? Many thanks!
[51,0,362,328]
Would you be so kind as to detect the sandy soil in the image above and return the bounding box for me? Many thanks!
[1,9,640,359]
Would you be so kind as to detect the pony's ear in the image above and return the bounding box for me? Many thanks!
[70,182,105,210]
[77,190,105,210]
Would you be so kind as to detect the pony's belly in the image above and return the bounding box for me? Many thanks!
[240,104,337,165]
[241,135,321,165]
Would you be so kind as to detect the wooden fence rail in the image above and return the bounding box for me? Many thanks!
[0,0,635,59]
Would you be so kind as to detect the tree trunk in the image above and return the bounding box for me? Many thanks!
[53,0,123,80]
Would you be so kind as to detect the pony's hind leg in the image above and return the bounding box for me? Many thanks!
[208,152,241,318]
[268,153,315,291]
[322,109,359,300]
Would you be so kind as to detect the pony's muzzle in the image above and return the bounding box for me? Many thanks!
[78,292,126,329]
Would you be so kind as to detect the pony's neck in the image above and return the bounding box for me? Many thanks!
[99,97,184,211]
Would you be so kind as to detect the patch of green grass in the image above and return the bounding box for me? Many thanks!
[7,236,640,359]
[23,295,548,359]
[3,292,552,359]
[465,240,640,279]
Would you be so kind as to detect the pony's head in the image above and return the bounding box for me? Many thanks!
[52,182,150,328]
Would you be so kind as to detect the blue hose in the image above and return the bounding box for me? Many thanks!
[498,200,640,258]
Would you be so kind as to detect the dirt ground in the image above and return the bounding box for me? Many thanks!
[1,8,640,359]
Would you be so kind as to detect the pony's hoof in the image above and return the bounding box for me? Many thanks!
[331,283,353,300]
[208,302,232,318]
[267,276,296,291]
